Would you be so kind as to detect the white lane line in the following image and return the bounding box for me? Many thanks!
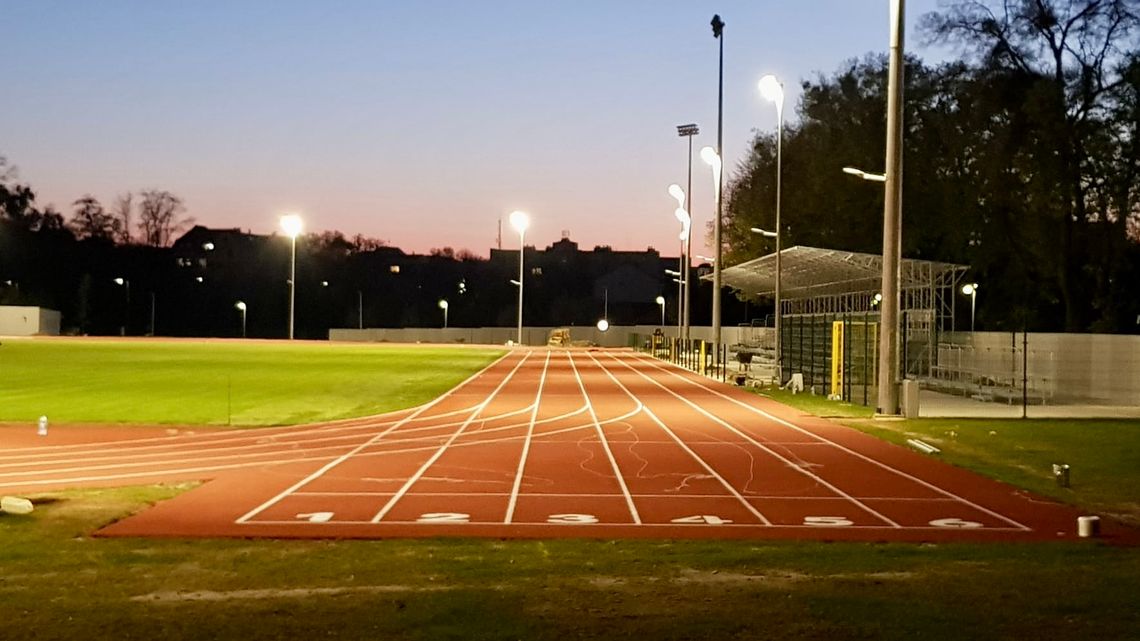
[0,407,642,491]
[568,352,642,525]
[504,351,552,523]
[602,352,900,528]
[370,352,534,523]
[235,351,525,524]
[586,352,771,525]
[629,352,1033,532]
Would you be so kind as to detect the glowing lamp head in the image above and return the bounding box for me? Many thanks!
[700,146,721,172]
[759,74,784,104]
[235,301,247,311]
[667,183,685,207]
[596,319,610,332]
[280,214,303,238]
[655,295,665,306]
[438,299,449,310]
[962,283,978,296]
[509,210,530,234]
[113,277,125,285]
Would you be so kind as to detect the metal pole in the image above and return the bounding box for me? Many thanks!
[517,230,525,345]
[241,309,247,338]
[684,134,693,341]
[774,95,784,384]
[149,292,155,336]
[970,291,976,332]
[288,235,296,340]
[711,14,725,362]
[358,290,363,329]
[876,0,905,415]
[677,255,684,338]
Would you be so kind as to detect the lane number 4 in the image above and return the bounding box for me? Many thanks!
[671,515,733,525]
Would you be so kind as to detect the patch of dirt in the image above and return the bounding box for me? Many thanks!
[673,568,914,587]
[131,584,453,603]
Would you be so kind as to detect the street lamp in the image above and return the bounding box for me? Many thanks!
[438,299,449,328]
[700,145,722,349]
[235,301,247,338]
[758,73,785,384]
[113,277,130,336]
[842,166,887,182]
[656,295,666,327]
[280,213,303,340]
[668,183,691,340]
[711,13,726,359]
[961,283,978,332]
[874,0,907,415]
[509,210,530,346]
[677,123,699,339]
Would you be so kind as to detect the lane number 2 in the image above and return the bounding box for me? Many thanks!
[417,512,471,523]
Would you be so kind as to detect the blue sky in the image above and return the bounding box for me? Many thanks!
[3,1,949,257]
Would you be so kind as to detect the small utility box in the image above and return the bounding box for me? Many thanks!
[901,380,920,418]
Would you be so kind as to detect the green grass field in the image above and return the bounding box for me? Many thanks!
[1,340,1139,639]
[0,339,504,426]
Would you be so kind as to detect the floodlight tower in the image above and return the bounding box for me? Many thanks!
[677,123,699,339]
[280,213,303,340]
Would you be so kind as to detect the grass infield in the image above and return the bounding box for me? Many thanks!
[0,338,504,426]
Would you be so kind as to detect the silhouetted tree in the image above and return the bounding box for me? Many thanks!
[137,189,193,247]
[70,195,122,241]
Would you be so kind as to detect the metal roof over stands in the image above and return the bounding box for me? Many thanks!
[710,245,968,319]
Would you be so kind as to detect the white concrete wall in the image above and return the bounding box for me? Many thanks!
[330,325,749,349]
[942,331,1140,404]
[0,306,61,336]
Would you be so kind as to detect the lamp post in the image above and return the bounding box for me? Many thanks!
[357,290,364,329]
[961,283,978,332]
[656,295,666,327]
[668,183,691,340]
[113,277,130,336]
[438,299,449,328]
[509,210,530,346]
[710,14,725,360]
[876,0,906,415]
[280,213,303,340]
[677,123,699,339]
[700,145,722,346]
[758,74,785,384]
[665,268,683,336]
[235,301,247,338]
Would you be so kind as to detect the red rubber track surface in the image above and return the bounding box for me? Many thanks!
[2,349,1133,543]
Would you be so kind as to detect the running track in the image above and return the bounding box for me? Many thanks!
[1,349,1128,543]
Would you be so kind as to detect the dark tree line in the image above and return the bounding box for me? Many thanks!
[723,0,1140,332]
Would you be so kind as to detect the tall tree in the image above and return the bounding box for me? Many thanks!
[922,0,1140,330]
[137,189,193,247]
[69,195,122,241]
[112,192,134,244]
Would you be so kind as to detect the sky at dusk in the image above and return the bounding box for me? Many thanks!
[4,1,950,258]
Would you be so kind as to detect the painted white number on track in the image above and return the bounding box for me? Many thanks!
[929,518,983,529]
[803,516,854,527]
[547,514,599,524]
[417,512,471,524]
[296,512,334,523]
[671,515,733,525]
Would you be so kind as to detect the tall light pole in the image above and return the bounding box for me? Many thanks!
[668,183,690,340]
[357,290,363,329]
[113,277,130,336]
[677,123,699,340]
[711,13,725,359]
[877,0,906,416]
[759,74,785,384]
[665,269,683,335]
[656,295,666,327]
[438,299,449,328]
[509,210,530,346]
[280,213,303,340]
[962,283,978,332]
[700,145,722,344]
[235,301,247,338]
